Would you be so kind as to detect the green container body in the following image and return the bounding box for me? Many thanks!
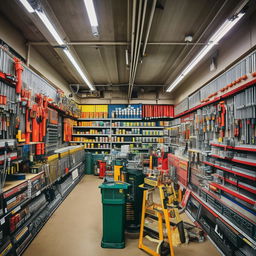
[85,152,93,174]
[85,153,104,174]
[126,169,145,233]
[99,182,129,249]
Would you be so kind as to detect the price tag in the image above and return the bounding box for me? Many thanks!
[35,190,41,196]
[0,217,5,225]
[12,205,21,214]
[27,180,32,198]
[72,169,78,180]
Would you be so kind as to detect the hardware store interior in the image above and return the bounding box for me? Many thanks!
[0,0,256,255]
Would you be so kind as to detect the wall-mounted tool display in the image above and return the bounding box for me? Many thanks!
[167,50,256,254]
[0,44,85,255]
[175,50,256,118]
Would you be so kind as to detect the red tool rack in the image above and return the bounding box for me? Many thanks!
[168,153,189,187]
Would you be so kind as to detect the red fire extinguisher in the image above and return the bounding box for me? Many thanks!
[99,160,107,179]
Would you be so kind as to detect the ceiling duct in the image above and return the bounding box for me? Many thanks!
[77,90,102,98]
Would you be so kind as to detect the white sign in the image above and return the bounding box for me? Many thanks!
[72,169,79,180]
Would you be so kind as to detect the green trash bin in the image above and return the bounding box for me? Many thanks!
[85,152,93,174]
[99,182,130,249]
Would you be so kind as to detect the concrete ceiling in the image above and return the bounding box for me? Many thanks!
[0,0,252,96]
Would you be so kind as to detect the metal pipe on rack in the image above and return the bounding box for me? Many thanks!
[130,0,147,91]
[128,0,137,98]
[129,0,148,99]
[129,0,142,99]
[141,0,157,57]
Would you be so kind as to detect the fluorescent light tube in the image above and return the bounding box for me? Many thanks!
[19,0,34,13]
[125,49,129,66]
[210,13,244,43]
[83,0,98,26]
[64,49,95,91]
[166,12,245,93]
[36,10,64,45]
[18,0,95,91]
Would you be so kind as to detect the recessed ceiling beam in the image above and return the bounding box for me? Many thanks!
[93,84,164,87]
[28,41,209,46]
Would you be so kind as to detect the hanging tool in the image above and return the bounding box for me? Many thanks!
[14,58,23,94]
[217,101,226,142]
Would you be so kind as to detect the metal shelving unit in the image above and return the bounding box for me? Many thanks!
[72,134,110,136]
[73,126,110,129]
[71,118,168,152]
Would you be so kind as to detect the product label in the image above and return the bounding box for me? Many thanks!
[11,205,21,214]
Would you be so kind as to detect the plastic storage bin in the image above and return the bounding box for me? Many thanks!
[99,182,130,248]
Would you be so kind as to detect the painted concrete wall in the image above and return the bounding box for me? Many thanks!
[172,11,256,104]
[80,90,175,104]
[0,15,71,96]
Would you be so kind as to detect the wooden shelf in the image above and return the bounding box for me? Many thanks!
[3,172,44,194]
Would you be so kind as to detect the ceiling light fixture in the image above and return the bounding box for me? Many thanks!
[36,10,64,45]
[19,0,34,13]
[166,12,245,93]
[64,49,95,91]
[18,0,95,91]
[125,49,129,67]
[83,0,99,37]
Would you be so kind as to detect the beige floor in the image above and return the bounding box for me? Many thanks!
[24,175,220,256]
